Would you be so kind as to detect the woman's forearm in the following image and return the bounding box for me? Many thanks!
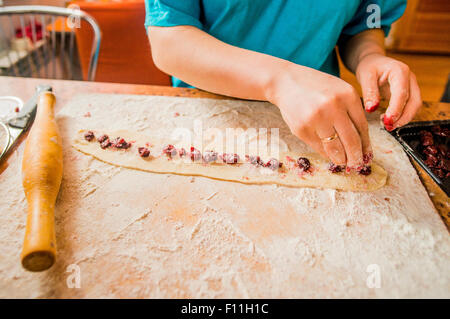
[339,29,386,73]
[148,25,374,167]
[147,25,296,101]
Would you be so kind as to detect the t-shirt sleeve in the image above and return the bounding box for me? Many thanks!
[144,0,203,29]
[341,0,406,38]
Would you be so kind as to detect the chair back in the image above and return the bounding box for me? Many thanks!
[0,5,101,81]
[75,1,171,85]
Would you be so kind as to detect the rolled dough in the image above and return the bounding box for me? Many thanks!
[73,129,387,191]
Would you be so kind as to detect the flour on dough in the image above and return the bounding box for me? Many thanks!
[73,129,387,191]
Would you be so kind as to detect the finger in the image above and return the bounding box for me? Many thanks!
[316,127,347,165]
[379,79,391,101]
[384,66,410,130]
[295,128,328,159]
[333,112,363,167]
[393,74,422,128]
[347,98,372,158]
[308,134,329,159]
[359,68,381,112]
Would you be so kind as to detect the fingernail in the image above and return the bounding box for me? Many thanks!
[380,113,394,131]
[365,101,379,113]
[383,114,394,126]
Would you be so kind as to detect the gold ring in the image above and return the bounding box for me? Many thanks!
[321,133,338,143]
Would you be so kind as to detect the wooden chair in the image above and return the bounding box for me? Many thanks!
[0,5,101,81]
[74,0,171,85]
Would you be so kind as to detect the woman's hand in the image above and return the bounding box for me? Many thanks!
[268,64,372,168]
[356,53,422,131]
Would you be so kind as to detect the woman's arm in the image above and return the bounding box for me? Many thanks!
[339,29,385,73]
[339,29,422,130]
[148,25,288,101]
[148,26,372,168]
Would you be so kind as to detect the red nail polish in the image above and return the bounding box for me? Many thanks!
[365,101,379,113]
[383,115,394,126]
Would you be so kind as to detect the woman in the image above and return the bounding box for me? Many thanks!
[145,0,421,169]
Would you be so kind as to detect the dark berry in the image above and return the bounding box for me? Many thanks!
[438,145,448,157]
[442,159,450,171]
[424,155,439,168]
[245,155,263,166]
[202,150,218,163]
[420,130,434,146]
[178,148,186,157]
[265,158,281,171]
[442,128,450,137]
[97,134,108,143]
[433,168,445,179]
[163,144,177,158]
[138,147,150,158]
[358,165,372,176]
[423,145,439,156]
[329,163,344,173]
[100,139,111,149]
[222,153,240,164]
[113,137,131,149]
[188,147,202,161]
[297,157,311,171]
[431,125,449,137]
[436,158,450,171]
[84,131,95,142]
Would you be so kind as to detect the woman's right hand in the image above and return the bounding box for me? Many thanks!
[267,63,372,168]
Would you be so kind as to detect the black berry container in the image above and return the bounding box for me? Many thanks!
[389,120,450,197]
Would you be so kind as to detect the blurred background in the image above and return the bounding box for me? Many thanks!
[0,0,449,102]
[341,0,450,103]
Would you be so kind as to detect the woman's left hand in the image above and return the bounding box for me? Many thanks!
[355,53,422,131]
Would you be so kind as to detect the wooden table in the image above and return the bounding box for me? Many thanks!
[0,76,448,229]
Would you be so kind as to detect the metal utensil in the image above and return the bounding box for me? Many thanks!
[0,84,52,162]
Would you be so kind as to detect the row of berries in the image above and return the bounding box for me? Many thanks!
[162,145,282,168]
[163,144,285,170]
[84,131,371,175]
[327,152,373,175]
[328,163,371,175]
[84,131,131,150]
[84,131,152,158]
[162,145,312,172]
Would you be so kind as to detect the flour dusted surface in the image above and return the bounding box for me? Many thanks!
[0,93,448,298]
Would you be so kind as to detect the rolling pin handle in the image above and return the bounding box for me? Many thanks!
[21,91,62,272]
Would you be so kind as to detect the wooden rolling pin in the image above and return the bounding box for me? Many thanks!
[21,92,62,272]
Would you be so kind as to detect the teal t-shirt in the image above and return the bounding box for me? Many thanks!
[145,0,406,88]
